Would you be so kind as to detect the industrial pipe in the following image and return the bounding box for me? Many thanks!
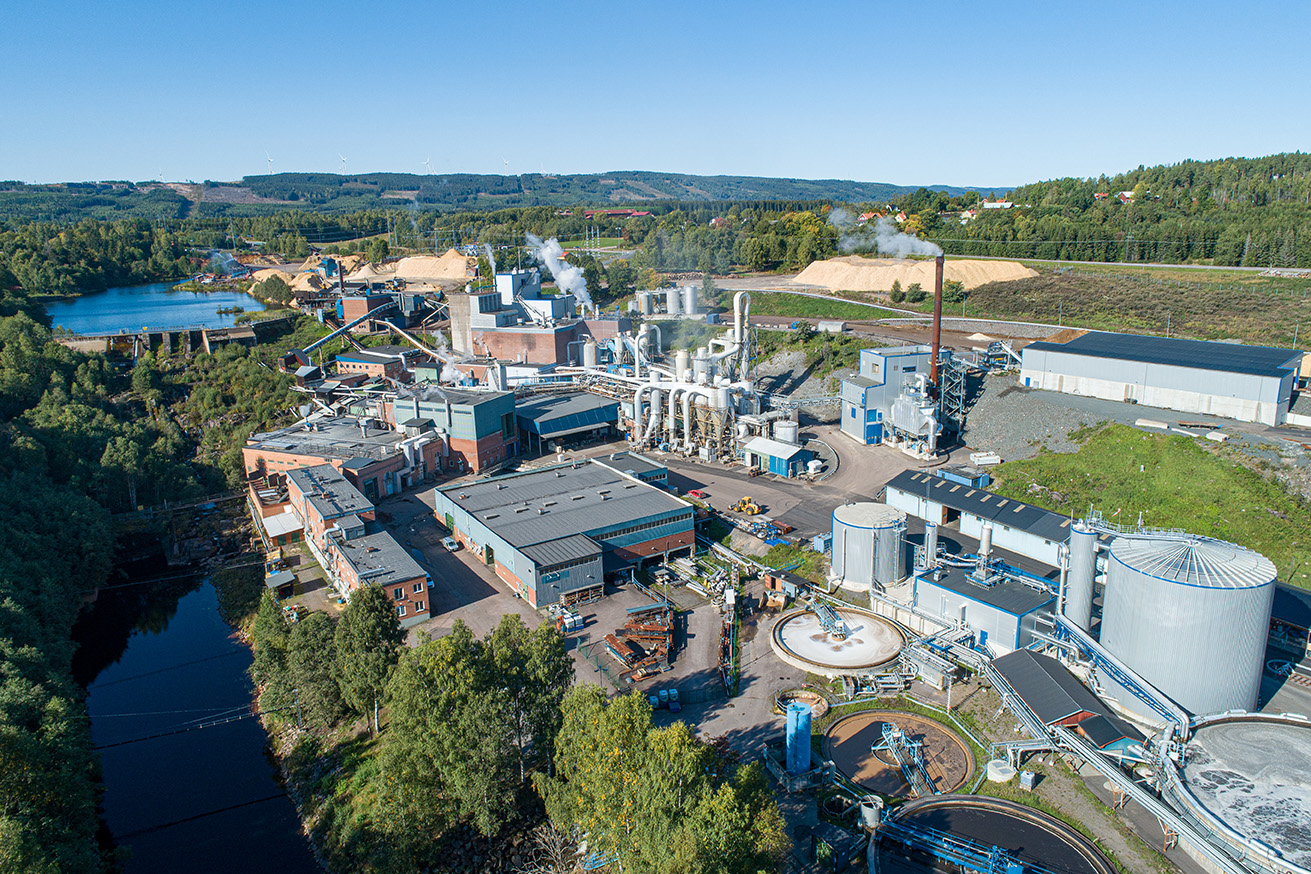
[930,254,944,385]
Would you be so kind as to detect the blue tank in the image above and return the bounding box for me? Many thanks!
[786,702,812,776]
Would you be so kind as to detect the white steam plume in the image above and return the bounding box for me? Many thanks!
[829,210,942,258]
[525,233,593,316]
[483,243,497,275]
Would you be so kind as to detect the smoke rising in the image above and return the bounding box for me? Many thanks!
[829,210,942,258]
[483,243,497,275]
[525,233,593,315]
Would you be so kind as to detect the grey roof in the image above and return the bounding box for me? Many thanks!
[516,391,617,421]
[1109,535,1275,590]
[744,436,808,460]
[331,530,426,588]
[295,365,321,378]
[438,460,691,550]
[843,375,879,388]
[336,344,416,363]
[409,385,512,407]
[593,450,664,476]
[917,565,1053,616]
[248,416,405,464]
[1023,331,1301,378]
[887,470,1073,543]
[520,534,602,568]
[288,464,374,520]
[992,649,1143,745]
[265,570,296,589]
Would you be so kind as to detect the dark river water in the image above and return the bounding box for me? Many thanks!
[47,282,266,334]
[73,567,319,874]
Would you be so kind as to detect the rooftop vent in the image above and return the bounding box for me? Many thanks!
[515,506,529,513]
[571,495,584,501]
[538,508,548,514]
[544,501,557,507]
[486,513,500,519]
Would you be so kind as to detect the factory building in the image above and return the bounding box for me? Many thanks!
[334,344,426,382]
[384,386,518,474]
[1019,331,1302,426]
[885,469,1071,567]
[992,650,1143,755]
[912,564,1054,655]
[515,391,620,455]
[741,435,813,477]
[839,345,936,445]
[432,458,695,607]
[243,415,444,501]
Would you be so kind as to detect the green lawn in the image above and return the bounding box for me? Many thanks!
[747,291,906,321]
[990,424,1311,586]
[557,236,623,249]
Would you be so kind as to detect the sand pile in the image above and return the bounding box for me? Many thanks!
[793,256,1038,292]
[345,249,474,283]
[1043,328,1089,344]
[249,267,294,282]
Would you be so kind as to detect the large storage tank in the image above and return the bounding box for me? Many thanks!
[773,419,800,444]
[638,292,654,315]
[1063,522,1098,631]
[682,285,697,315]
[665,288,682,316]
[1100,535,1275,716]
[675,349,690,381]
[831,503,907,591]
[581,340,598,368]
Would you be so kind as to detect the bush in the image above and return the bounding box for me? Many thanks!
[906,282,926,303]
[890,288,905,303]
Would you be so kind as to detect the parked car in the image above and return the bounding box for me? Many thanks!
[441,536,461,551]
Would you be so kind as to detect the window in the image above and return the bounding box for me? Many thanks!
[412,581,424,593]
[501,411,516,439]
[393,587,404,600]
[396,604,406,617]
[414,600,424,613]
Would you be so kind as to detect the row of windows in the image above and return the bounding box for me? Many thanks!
[597,513,693,541]
[538,555,596,575]
[393,582,425,600]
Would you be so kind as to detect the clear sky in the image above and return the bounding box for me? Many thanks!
[3,0,1308,189]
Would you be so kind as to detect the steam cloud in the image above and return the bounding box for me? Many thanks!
[483,243,497,275]
[525,233,593,315]
[829,209,942,258]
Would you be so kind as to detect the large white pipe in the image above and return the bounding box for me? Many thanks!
[734,291,751,344]
[645,389,662,439]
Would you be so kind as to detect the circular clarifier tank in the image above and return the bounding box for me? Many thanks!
[769,606,904,677]
[822,710,973,797]
[1167,714,1311,873]
[878,795,1117,874]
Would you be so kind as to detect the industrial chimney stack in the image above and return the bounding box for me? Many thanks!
[930,254,944,384]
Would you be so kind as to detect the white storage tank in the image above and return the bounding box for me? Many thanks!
[692,349,709,382]
[1063,522,1098,631]
[683,285,697,315]
[665,287,682,316]
[1100,535,1275,717]
[773,419,800,444]
[639,292,654,316]
[831,502,907,591]
[582,340,598,368]
[675,348,691,381]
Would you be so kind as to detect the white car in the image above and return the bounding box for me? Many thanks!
[441,536,461,551]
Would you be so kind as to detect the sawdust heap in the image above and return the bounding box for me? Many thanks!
[1043,328,1089,344]
[345,249,474,283]
[793,256,1038,292]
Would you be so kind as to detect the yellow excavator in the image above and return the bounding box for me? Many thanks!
[730,496,763,515]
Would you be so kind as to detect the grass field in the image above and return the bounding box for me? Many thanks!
[557,237,623,250]
[747,291,906,321]
[990,424,1311,587]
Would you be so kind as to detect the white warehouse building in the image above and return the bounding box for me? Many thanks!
[1019,331,1302,426]
[885,470,1071,568]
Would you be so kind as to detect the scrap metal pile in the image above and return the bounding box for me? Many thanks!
[603,602,675,684]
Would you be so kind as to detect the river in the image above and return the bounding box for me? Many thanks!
[74,566,319,874]
[47,282,267,334]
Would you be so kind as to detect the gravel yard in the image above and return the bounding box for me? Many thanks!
[960,374,1102,460]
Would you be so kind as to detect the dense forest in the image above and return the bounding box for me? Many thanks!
[923,153,1311,267]
[0,219,196,295]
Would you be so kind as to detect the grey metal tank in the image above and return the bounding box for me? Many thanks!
[831,502,907,591]
[1063,522,1098,631]
[1100,535,1275,717]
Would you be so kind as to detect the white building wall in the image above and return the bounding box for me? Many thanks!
[914,578,1023,655]
[885,485,947,524]
[960,512,1062,567]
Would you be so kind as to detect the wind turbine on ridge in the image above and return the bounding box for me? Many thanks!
[266,153,274,174]
[423,157,432,174]
[339,154,347,174]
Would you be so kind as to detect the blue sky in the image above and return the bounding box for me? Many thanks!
[2,0,1308,188]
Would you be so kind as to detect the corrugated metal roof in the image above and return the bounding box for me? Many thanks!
[744,436,807,459]
[516,391,619,438]
[992,650,1144,744]
[521,534,602,568]
[887,470,1072,543]
[438,460,690,549]
[332,530,425,588]
[1023,331,1301,378]
[1109,536,1275,590]
[288,464,374,519]
[917,565,1053,615]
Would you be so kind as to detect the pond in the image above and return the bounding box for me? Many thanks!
[47,282,267,334]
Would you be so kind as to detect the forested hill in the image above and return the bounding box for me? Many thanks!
[928,152,1311,266]
[0,171,991,221]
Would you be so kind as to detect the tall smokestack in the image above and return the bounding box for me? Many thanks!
[930,254,944,384]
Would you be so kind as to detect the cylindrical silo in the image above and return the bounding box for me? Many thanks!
[582,340,598,368]
[675,348,690,381]
[1100,535,1276,717]
[692,350,709,382]
[1064,522,1098,632]
[665,287,681,315]
[683,284,697,315]
[832,503,907,591]
[979,521,993,560]
[715,386,729,409]
[639,292,654,315]
[773,419,800,444]
[924,521,939,568]
[786,702,812,776]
